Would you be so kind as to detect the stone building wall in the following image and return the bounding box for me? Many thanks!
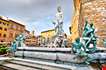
[81,0,106,47]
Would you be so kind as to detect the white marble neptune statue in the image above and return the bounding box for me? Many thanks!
[53,6,64,36]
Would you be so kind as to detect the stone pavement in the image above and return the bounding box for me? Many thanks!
[0,57,96,70]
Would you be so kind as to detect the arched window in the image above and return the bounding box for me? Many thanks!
[9,33,13,38]
[0,33,1,37]
[4,28,7,31]
[3,23,6,25]
[3,34,6,38]
[0,27,2,30]
[1,40,4,42]
[7,24,9,26]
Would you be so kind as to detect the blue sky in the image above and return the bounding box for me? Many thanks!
[0,0,74,35]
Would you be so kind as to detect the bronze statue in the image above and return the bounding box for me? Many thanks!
[82,20,97,52]
[72,19,99,64]
[11,33,26,53]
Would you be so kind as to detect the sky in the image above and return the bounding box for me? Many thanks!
[0,0,74,35]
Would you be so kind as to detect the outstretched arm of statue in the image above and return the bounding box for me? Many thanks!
[85,33,96,49]
[52,20,56,25]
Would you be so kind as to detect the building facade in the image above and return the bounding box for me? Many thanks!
[0,16,27,46]
[69,0,81,42]
[8,19,25,43]
[25,31,37,47]
[81,0,106,47]
[41,29,55,43]
[36,35,42,46]
[70,0,106,47]
[0,17,9,44]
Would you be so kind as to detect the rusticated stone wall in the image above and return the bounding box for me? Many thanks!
[81,0,106,47]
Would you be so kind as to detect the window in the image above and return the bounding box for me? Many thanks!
[1,40,3,42]
[0,27,2,30]
[4,28,7,31]
[0,33,1,37]
[16,26,18,30]
[11,24,13,29]
[3,23,6,25]
[9,33,13,38]
[3,34,6,37]
[13,25,16,29]
[7,24,9,26]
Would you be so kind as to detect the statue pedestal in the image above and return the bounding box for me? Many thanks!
[15,47,106,67]
[52,34,67,48]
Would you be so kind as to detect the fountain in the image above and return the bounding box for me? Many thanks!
[8,19,106,70]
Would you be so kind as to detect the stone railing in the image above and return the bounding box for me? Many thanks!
[15,47,106,64]
[15,47,78,64]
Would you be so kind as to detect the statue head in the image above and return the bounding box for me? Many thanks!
[90,23,93,27]
[13,40,16,44]
[13,41,15,43]
[85,20,88,24]
[64,33,67,38]
[57,6,61,12]
[76,37,80,42]
[85,17,88,24]
[103,39,106,42]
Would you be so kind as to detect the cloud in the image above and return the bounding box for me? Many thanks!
[0,0,56,21]
[0,0,74,35]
